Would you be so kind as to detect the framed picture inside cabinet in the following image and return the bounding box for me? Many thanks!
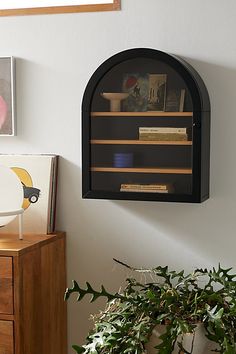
[0,0,121,16]
[0,57,16,136]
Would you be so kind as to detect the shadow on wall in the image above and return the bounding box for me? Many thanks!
[56,60,236,346]
[111,58,236,268]
[56,157,132,284]
[183,57,236,199]
[56,59,236,273]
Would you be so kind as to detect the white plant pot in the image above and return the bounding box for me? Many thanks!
[145,324,219,354]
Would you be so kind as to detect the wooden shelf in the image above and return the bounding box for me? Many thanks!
[91,167,192,174]
[91,139,192,145]
[91,111,193,117]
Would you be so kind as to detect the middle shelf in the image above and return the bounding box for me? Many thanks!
[91,167,192,174]
[90,110,193,182]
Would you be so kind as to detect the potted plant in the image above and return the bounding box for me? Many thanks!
[65,260,236,354]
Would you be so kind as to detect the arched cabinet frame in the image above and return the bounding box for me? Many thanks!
[82,48,210,203]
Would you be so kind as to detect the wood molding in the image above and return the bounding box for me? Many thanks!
[0,1,121,16]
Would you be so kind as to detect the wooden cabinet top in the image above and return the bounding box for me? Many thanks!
[0,232,65,256]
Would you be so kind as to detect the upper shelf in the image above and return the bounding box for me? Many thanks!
[91,111,193,117]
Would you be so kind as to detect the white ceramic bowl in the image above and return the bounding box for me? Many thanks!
[101,92,129,101]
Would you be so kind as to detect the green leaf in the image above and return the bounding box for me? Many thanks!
[223,337,236,354]
[207,305,224,321]
[67,262,236,354]
[72,345,85,354]
[65,280,125,303]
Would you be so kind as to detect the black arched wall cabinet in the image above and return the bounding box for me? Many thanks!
[82,48,210,203]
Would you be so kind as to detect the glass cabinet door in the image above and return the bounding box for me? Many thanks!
[82,49,210,202]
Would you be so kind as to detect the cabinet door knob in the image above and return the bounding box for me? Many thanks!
[193,122,201,129]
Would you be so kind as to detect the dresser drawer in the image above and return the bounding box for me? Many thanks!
[0,320,14,354]
[0,257,13,314]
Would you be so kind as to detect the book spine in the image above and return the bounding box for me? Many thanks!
[120,184,168,190]
[179,89,185,112]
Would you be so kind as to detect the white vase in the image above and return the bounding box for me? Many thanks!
[145,324,219,353]
[101,92,129,112]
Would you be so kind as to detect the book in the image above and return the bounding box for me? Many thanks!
[179,89,185,112]
[139,127,187,134]
[147,74,167,111]
[120,183,174,193]
[122,73,167,112]
[0,154,58,234]
[120,188,169,193]
[139,133,188,141]
[165,89,186,112]
[120,183,169,190]
[122,73,149,112]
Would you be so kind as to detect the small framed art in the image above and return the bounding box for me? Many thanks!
[165,89,186,112]
[147,74,167,111]
[0,57,16,136]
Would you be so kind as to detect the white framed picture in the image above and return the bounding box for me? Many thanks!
[0,57,16,136]
[0,0,120,15]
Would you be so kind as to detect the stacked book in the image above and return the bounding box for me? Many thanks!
[120,183,173,193]
[139,127,188,141]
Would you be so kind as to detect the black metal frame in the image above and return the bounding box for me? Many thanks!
[82,48,210,203]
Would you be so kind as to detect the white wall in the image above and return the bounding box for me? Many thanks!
[0,0,236,351]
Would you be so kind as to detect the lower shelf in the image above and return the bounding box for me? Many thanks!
[91,167,192,174]
[90,140,192,145]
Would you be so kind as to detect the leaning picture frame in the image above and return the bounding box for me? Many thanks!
[0,0,121,16]
[165,89,186,112]
[0,57,16,136]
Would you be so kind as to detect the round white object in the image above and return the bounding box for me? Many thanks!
[0,165,24,227]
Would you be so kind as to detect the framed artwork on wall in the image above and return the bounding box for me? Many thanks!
[0,57,16,136]
[0,0,120,16]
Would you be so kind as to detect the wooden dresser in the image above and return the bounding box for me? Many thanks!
[0,232,67,354]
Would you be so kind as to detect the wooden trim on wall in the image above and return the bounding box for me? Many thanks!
[0,0,121,16]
